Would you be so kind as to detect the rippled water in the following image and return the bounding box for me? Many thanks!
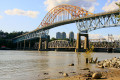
[0,50,120,80]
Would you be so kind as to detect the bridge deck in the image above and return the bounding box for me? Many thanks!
[14,9,120,39]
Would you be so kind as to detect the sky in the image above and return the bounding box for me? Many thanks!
[0,0,120,40]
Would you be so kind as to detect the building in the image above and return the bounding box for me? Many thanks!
[69,31,74,40]
[56,32,61,39]
[61,32,66,39]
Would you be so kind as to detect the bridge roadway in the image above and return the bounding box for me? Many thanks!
[14,4,120,52]
[14,9,120,39]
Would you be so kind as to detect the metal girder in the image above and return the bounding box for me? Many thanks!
[76,13,120,33]
[13,5,120,43]
[13,30,49,43]
[13,4,93,43]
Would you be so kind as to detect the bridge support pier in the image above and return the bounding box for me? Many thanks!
[29,41,31,49]
[20,42,22,49]
[24,40,26,50]
[38,38,42,51]
[75,33,81,52]
[38,36,49,51]
[45,40,48,49]
[84,34,89,49]
[17,42,19,49]
[75,33,89,52]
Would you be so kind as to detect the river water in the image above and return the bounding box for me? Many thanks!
[0,50,120,80]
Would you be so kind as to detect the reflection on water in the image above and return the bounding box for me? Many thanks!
[0,50,120,80]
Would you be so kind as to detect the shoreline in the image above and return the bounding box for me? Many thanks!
[47,68,120,80]
[47,57,120,80]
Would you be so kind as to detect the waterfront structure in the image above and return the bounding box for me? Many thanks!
[56,32,61,39]
[61,32,66,39]
[69,31,74,40]
[48,40,70,48]
[13,4,120,52]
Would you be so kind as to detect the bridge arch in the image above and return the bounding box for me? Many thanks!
[38,4,93,28]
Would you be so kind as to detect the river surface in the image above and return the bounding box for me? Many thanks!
[0,50,120,80]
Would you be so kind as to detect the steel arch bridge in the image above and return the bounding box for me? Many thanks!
[38,4,93,28]
[13,4,120,43]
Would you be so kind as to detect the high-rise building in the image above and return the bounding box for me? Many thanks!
[61,32,66,39]
[69,31,74,40]
[56,32,61,39]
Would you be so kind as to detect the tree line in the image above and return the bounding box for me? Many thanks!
[0,30,28,49]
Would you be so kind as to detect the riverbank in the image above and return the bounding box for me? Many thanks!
[48,68,120,80]
[47,57,120,80]
[48,57,120,80]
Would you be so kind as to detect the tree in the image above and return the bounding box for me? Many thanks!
[0,30,28,49]
[50,37,56,41]
[116,2,120,21]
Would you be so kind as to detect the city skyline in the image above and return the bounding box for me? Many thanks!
[0,0,120,40]
[56,31,74,40]
[56,32,67,39]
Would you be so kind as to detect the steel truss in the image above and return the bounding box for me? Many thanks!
[13,5,120,43]
[76,13,120,33]
[13,4,93,43]
[13,30,49,43]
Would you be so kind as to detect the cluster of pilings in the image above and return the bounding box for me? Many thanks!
[16,36,50,51]
[16,38,39,50]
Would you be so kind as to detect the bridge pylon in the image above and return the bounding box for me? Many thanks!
[38,38,42,51]
[23,40,26,50]
[29,41,31,49]
[38,35,50,51]
[75,33,89,52]
[17,42,19,49]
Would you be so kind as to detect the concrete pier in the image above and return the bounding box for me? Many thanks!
[29,41,31,49]
[75,33,81,52]
[38,38,42,51]
[45,40,48,49]
[75,33,89,52]
[84,34,89,49]
[24,40,26,50]
[17,42,19,49]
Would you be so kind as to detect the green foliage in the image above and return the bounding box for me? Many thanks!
[0,30,27,49]
[116,2,120,21]
[116,2,120,8]
[50,37,56,41]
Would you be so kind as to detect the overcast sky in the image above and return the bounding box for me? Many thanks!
[0,0,120,40]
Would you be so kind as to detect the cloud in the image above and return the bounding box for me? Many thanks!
[102,0,120,12]
[89,6,95,12]
[64,33,120,41]
[89,34,120,41]
[44,0,98,12]
[89,34,104,39]
[103,35,120,41]
[5,9,39,18]
[0,15,3,19]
